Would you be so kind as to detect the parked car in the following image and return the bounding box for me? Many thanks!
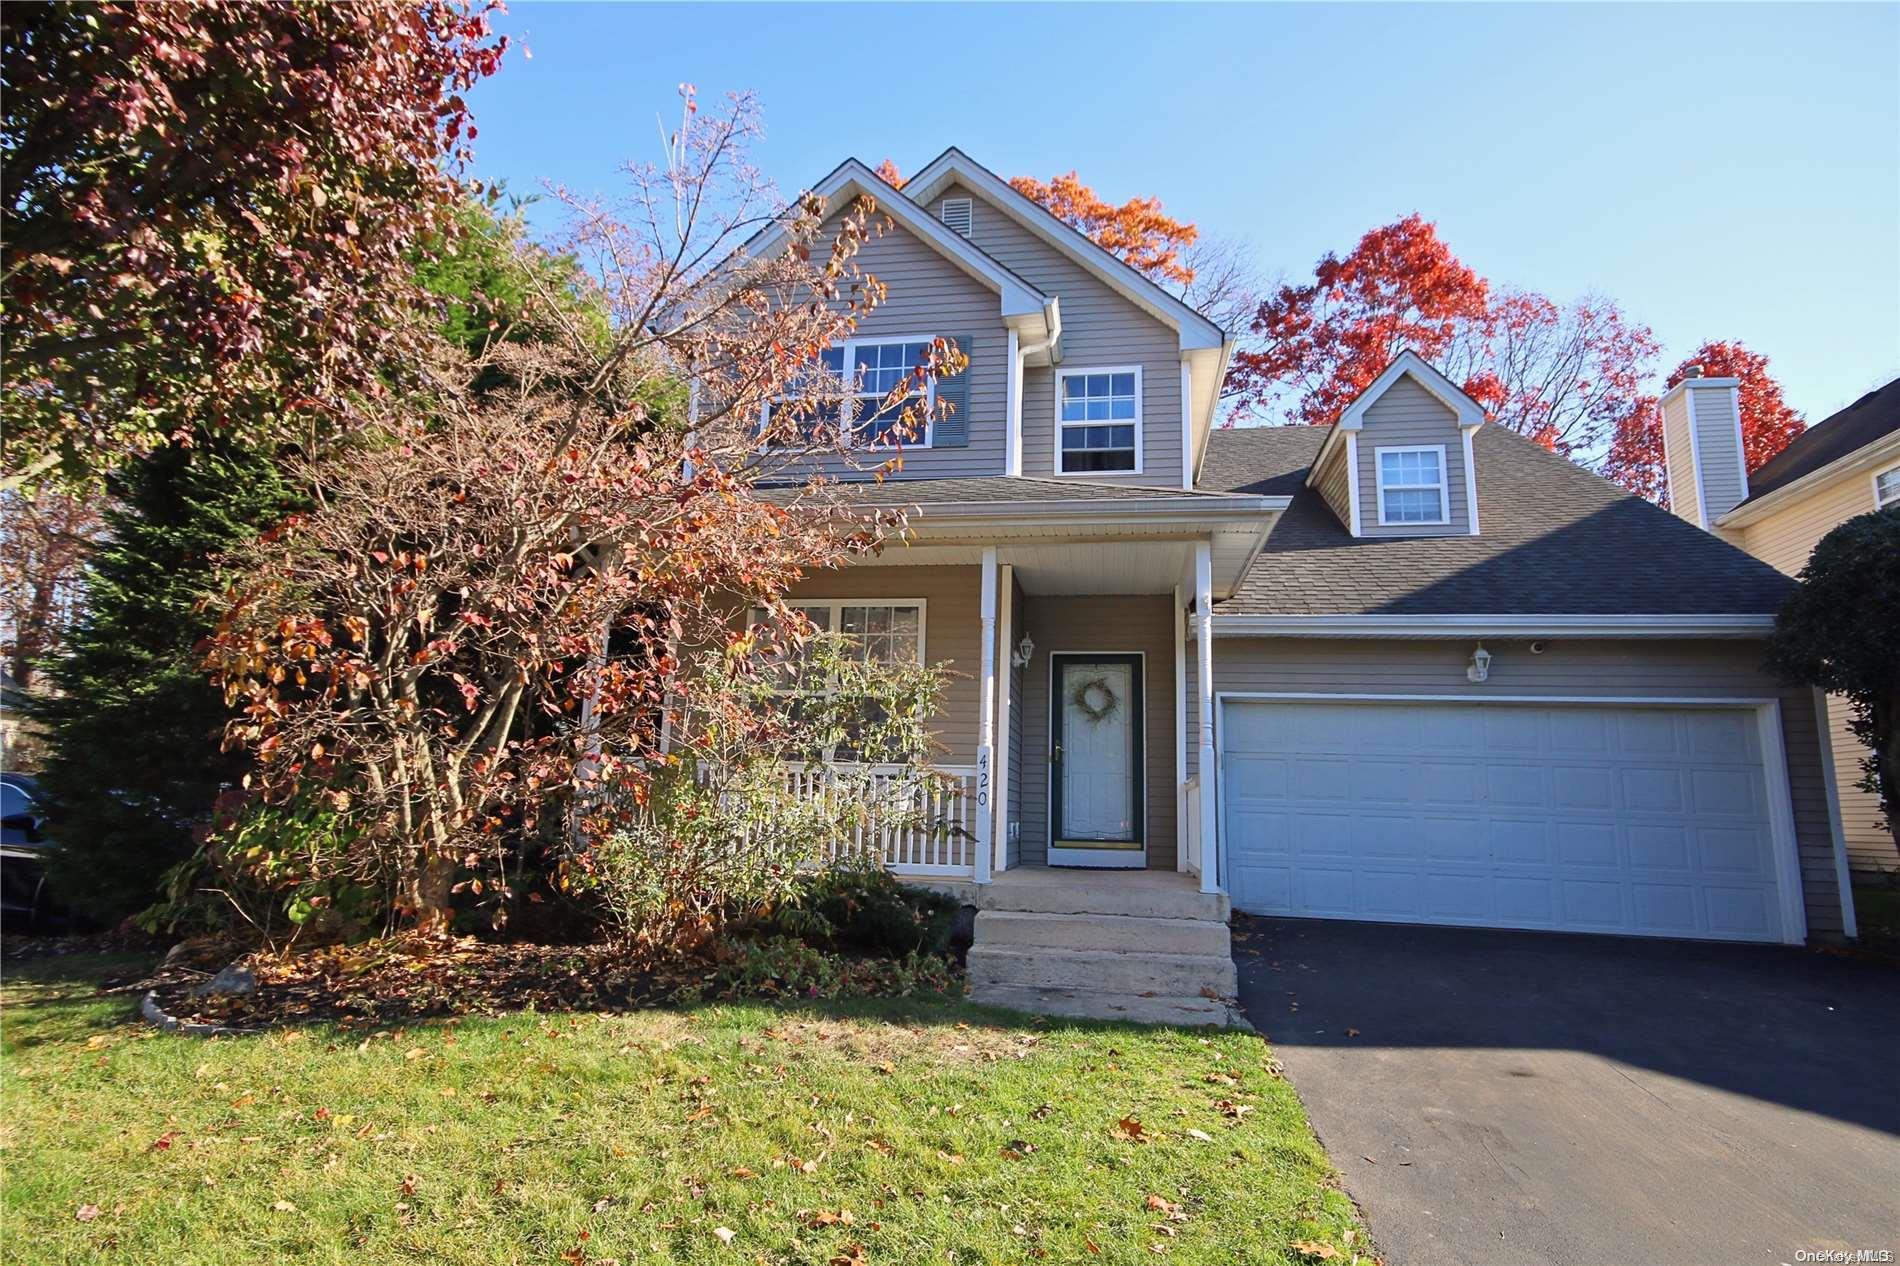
[1,774,58,930]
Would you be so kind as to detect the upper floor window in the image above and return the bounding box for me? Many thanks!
[1057,367,1141,474]
[1876,465,1900,510]
[762,339,935,449]
[1375,445,1449,525]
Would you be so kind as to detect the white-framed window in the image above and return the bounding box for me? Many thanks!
[1375,444,1450,525]
[761,337,937,450]
[748,600,926,668]
[1875,465,1900,510]
[1055,366,1142,474]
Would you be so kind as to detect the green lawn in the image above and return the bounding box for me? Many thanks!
[1,954,1365,1265]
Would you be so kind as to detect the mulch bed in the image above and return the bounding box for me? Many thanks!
[141,935,679,1031]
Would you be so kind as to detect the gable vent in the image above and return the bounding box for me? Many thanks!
[939,197,973,238]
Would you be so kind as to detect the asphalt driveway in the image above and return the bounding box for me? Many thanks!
[1233,916,1900,1266]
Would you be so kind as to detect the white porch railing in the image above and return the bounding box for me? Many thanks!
[1182,774,1203,880]
[779,762,979,878]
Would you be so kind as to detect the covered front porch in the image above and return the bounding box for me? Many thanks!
[777,488,1282,899]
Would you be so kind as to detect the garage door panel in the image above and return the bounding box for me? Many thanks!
[1221,701,1789,944]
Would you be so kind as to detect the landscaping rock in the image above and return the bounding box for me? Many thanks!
[193,964,256,997]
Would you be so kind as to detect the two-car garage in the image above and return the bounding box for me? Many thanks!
[1218,697,1806,944]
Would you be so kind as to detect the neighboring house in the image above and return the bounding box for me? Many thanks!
[1660,374,1900,881]
[729,148,1857,1021]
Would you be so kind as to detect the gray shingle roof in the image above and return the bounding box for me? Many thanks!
[1200,424,1796,616]
[1736,376,1900,507]
[771,475,1255,507]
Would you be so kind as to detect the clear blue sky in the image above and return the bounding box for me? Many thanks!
[469,2,1899,422]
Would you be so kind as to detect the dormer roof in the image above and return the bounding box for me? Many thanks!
[1307,349,1487,485]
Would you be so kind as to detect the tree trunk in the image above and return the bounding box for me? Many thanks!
[408,851,459,931]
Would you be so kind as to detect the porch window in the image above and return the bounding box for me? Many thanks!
[1375,445,1449,525]
[1056,367,1141,473]
[749,601,926,668]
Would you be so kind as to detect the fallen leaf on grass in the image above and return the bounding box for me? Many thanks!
[1186,1128,1214,1142]
[1290,1241,1339,1261]
[75,1205,100,1223]
[728,1166,757,1179]
[712,1226,735,1244]
[806,1210,855,1228]
[1110,1116,1151,1143]
[271,1200,297,1213]
[999,1140,1038,1159]
[829,1244,867,1265]
[149,1131,178,1152]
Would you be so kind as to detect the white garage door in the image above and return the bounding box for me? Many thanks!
[1220,700,1796,943]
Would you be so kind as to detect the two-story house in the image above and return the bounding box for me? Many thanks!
[731,148,1856,1024]
[1657,373,1899,884]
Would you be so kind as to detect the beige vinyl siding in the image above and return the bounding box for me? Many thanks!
[1188,637,1846,936]
[788,213,1008,480]
[1687,384,1748,520]
[1738,468,1894,876]
[1311,436,1353,529]
[933,183,1185,488]
[1017,596,1178,869]
[1356,378,1470,537]
[1661,391,1700,526]
[782,565,981,762]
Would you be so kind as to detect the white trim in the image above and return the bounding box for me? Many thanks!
[1179,360,1194,491]
[1343,433,1363,537]
[1340,351,1489,430]
[1214,690,1808,945]
[993,563,1015,874]
[1715,431,1900,527]
[1728,384,1750,499]
[1046,649,1149,869]
[1209,612,1778,639]
[904,147,1226,351]
[1372,443,1451,527]
[1173,583,1188,872]
[1194,541,1219,894]
[1052,364,1144,476]
[1811,689,1859,939]
[1874,462,1900,510]
[974,549,998,885]
[762,598,929,663]
[1005,327,1023,477]
[1685,392,1713,530]
[735,159,1050,321]
[1461,426,1481,536]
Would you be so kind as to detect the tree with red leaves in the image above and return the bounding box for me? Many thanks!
[1604,341,1804,506]
[1226,214,1660,463]
[1,0,508,490]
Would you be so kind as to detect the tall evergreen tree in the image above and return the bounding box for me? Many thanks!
[33,444,297,922]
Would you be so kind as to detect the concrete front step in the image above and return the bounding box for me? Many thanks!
[968,944,1239,998]
[973,909,1231,956]
[978,875,1231,922]
[971,983,1245,1028]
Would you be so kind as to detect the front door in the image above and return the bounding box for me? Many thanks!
[1049,653,1145,867]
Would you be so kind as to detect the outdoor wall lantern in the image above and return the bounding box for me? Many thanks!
[1467,643,1492,684]
[1011,635,1035,669]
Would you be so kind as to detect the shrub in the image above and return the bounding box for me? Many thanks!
[767,861,958,956]
[687,936,963,1004]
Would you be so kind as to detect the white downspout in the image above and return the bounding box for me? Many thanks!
[1005,328,1023,478]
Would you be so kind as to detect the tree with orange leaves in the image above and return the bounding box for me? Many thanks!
[1008,171,1199,288]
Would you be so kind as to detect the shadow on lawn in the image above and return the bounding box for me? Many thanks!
[1232,913,1900,1137]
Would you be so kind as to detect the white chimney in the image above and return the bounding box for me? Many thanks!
[1657,371,1747,529]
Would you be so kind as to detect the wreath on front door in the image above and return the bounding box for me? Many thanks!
[1070,675,1121,724]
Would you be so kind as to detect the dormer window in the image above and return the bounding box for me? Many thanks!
[1375,445,1449,525]
[939,198,973,237]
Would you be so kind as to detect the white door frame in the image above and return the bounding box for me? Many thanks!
[1049,650,1149,868]
[1214,691,1809,945]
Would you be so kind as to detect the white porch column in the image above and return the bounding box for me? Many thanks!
[1173,583,1187,872]
[974,547,998,884]
[1193,540,1219,895]
[992,563,1015,873]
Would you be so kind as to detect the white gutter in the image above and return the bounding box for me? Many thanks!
[1715,430,1900,529]
[1209,613,1778,639]
[904,495,1288,528]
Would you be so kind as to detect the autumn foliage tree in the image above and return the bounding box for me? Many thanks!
[1604,340,1805,506]
[1,0,507,490]
[1008,171,1199,287]
[204,95,962,929]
